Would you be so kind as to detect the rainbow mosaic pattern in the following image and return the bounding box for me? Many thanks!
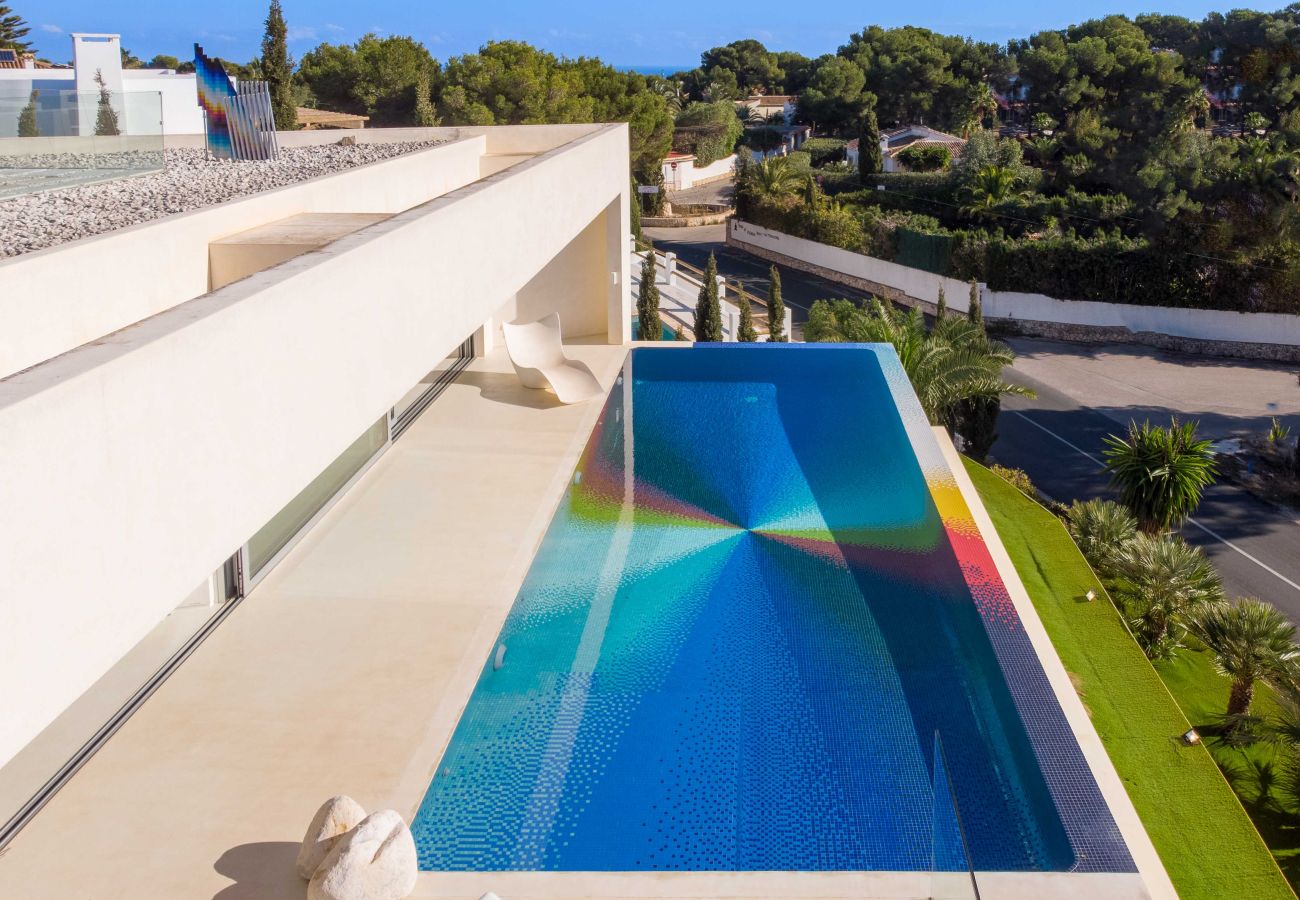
[412,345,1134,873]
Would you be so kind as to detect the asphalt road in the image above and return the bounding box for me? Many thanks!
[644,224,876,325]
[994,372,1300,619]
[663,223,1300,617]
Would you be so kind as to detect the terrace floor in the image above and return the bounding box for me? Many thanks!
[0,344,625,899]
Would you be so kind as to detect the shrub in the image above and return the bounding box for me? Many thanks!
[1112,534,1225,659]
[896,143,952,172]
[674,101,743,166]
[786,150,812,173]
[1066,499,1138,575]
[797,200,863,251]
[801,137,848,167]
[990,465,1037,499]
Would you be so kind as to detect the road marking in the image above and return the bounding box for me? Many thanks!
[1009,410,1300,594]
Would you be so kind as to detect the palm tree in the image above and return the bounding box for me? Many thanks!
[1194,598,1297,718]
[960,165,1022,219]
[1066,499,1138,576]
[804,300,1032,425]
[1103,418,1218,533]
[1182,90,1211,131]
[749,155,803,202]
[1112,534,1225,659]
[965,81,999,136]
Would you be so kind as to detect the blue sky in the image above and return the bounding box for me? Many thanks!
[28,1,1272,67]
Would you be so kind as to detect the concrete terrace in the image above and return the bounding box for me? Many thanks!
[0,345,627,899]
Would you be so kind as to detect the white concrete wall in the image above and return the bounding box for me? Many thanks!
[731,219,971,311]
[662,153,736,191]
[730,219,1300,347]
[515,204,620,338]
[0,136,487,378]
[685,153,736,186]
[983,289,1300,346]
[0,123,632,769]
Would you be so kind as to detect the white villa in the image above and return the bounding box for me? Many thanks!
[0,122,634,895]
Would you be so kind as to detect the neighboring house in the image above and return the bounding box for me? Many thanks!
[0,49,63,70]
[747,123,811,162]
[0,32,203,136]
[735,93,797,125]
[847,125,965,172]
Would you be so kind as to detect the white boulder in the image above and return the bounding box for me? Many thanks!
[296,795,367,879]
[307,809,418,900]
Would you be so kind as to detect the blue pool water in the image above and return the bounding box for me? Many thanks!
[630,318,679,341]
[412,345,1133,873]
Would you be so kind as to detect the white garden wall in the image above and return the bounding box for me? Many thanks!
[729,219,1300,357]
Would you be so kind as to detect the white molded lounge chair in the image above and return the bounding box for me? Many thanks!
[501,312,602,404]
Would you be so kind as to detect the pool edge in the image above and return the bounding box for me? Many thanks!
[933,425,1177,900]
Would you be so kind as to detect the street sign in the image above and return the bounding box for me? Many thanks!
[637,185,660,194]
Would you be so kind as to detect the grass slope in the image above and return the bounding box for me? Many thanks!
[1156,651,1300,885]
[965,458,1293,900]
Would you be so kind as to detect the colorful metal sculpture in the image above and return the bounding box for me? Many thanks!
[193,44,279,161]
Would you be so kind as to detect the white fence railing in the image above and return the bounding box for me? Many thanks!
[631,240,794,342]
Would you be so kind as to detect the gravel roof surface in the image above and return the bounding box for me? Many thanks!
[0,142,443,258]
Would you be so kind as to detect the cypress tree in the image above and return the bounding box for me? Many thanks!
[857,105,882,181]
[261,0,296,130]
[737,287,758,342]
[413,69,438,126]
[767,265,787,342]
[93,70,120,136]
[935,285,947,321]
[637,251,661,341]
[967,279,983,328]
[17,88,38,137]
[674,324,685,341]
[629,178,643,243]
[694,253,723,342]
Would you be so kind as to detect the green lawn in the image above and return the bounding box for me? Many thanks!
[1157,650,1300,885]
[964,458,1293,900]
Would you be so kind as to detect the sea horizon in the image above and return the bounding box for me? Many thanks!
[624,64,693,76]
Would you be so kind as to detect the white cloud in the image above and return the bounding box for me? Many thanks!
[286,25,317,42]
[40,23,63,34]
[325,23,345,33]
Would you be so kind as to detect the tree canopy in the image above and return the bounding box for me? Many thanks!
[0,3,28,51]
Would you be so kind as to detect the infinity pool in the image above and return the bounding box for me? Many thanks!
[412,345,1134,874]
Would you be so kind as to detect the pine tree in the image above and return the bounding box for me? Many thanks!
[694,253,723,342]
[767,265,787,342]
[0,3,31,51]
[93,70,120,136]
[857,105,882,180]
[260,0,296,130]
[637,251,661,341]
[414,69,439,127]
[737,287,758,342]
[967,279,983,328]
[935,285,947,321]
[17,88,38,137]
